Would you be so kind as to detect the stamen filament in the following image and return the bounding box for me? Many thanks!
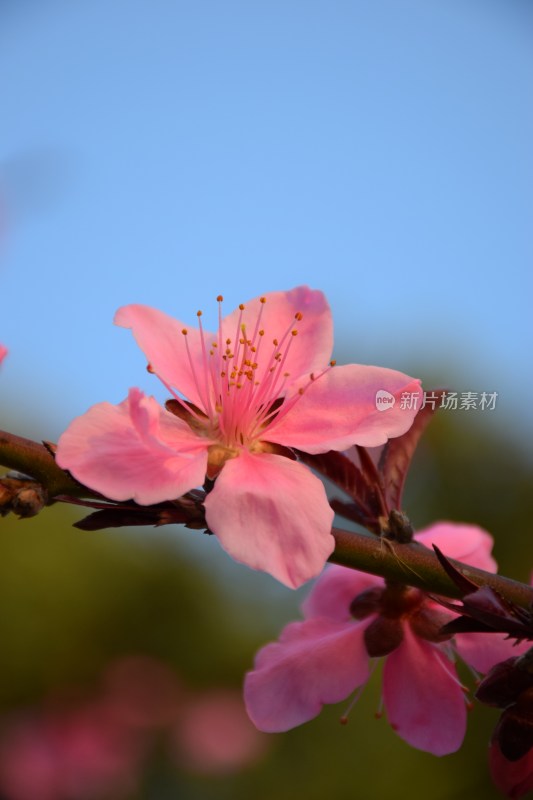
[196,312,215,418]
[155,372,205,423]
[181,330,211,415]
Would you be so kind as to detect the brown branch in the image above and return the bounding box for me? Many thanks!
[0,429,98,499]
[331,528,533,610]
[2,429,532,611]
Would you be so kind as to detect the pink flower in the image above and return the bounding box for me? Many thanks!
[56,287,421,588]
[489,742,533,798]
[0,345,7,365]
[170,689,269,774]
[0,703,144,800]
[244,522,527,754]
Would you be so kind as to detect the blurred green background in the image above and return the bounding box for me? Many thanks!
[2,0,532,796]
[2,369,532,799]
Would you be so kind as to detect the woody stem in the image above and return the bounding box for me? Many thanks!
[331,527,533,609]
[2,429,532,609]
[0,429,100,499]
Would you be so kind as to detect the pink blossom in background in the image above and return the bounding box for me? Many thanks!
[489,741,533,799]
[56,286,422,588]
[244,522,527,755]
[0,657,270,798]
[0,345,7,365]
[0,703,143,800]
[171,689,269,775]
[0,716,62,800]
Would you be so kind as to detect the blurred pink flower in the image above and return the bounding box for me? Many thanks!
[0,345,7,365]
[171,689,269,774]
[56,286,421,588]
[244,522,527,755]
[0,702,144,800]
[0,658,270,797]
[0,716,61,800]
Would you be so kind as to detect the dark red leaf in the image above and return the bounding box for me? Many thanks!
[329,499,381,534]
[295,449,383,520]
[378,389,445,510]
[433,544,480,594]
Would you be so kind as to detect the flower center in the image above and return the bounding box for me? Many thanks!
[171,295,334,452]
[350,583,453,657]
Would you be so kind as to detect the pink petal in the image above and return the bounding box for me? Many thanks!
[0,344,7,365]
[56,388,208,504]
[220,286,333,385]
[244,617,369,732]
[302,564,383,622]
[383,626,467,755]
[204,450,335,589]
[267,365,422,453]
[489,741,533,799]
[415,522,497,572]
[455,631,530,675]
[114,304,212,410]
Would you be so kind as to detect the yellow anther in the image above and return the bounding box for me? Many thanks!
[298,387,305,395]
[182,328,188,335]
[330,359,337,366]
[197,310,202,317]
[291,329,298,336]
[260,296,266,303]
[220,371,226,377]
[226,338,231,345]
[239,303,245,310]
[259,330,264,337]
[217,294,223,302]
[294,312,303,321]
[273,338,278,346]
[146,363,155,373]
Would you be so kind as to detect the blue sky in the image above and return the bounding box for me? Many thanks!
[1,0,532,450]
